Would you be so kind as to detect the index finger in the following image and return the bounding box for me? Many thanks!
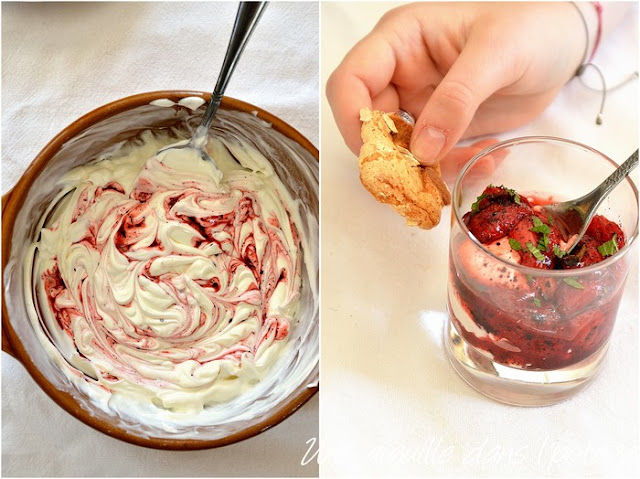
[326,32,397,155]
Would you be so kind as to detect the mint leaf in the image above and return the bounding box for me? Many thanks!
[471,194,486,213]
[471,185,521,212]
[533,297,542,307]
[563,277,584,289]
[509,238,523,251]
[530,216,551,251]
[538,234,550,252]
[526,241,546,261]
[500,185,521,205]
[531,216,550,235]
[553,245,567,258]
[547,215,554,226]
[597,234,619,257]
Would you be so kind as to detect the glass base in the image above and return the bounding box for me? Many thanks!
[444,315,609,407]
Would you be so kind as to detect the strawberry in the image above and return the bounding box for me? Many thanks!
[570,308,615,357]
[507,213,561,269]
[554,274,604,318]
[559,236,604,269]
[586,214,626,248]
[464,200,532,244]
[463,185,533,244]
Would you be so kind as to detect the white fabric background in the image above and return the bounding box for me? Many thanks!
[1,2,318,477]
[321,2,639,477]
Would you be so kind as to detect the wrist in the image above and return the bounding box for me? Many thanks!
[570,2,601,64]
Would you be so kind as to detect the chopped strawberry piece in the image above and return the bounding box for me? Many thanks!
[464,201,532,244]
[555,275,605,317]
[463,185,533,244]
[585,214,625,249]
[508,212,561,269]
[559,236,604,269]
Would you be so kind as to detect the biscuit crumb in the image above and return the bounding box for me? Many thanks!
[359,108,372,122]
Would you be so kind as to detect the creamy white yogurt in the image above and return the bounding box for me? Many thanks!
[25,127,308,425]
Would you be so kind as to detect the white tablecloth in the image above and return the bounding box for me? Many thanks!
[321,2,638,477]
[2,2,318,477]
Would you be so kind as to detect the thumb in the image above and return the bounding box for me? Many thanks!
[410,39,507,165]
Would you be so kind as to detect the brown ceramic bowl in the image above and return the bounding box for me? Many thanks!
[2,91,319,450]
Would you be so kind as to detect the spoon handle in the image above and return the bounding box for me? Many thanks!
[592,149,638,204]
[573,149,639,227]
[199,2,268,132]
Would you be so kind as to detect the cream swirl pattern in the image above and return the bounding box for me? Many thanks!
[29,130,303,415]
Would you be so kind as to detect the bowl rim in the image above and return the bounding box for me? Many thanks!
[1,90,319,450]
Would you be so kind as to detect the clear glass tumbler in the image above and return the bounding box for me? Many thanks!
[445,137,638,406]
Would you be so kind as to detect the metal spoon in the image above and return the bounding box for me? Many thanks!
[160,1,267,183]
[541,149,638,253]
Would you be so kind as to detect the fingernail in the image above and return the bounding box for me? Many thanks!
[413,127,446,164]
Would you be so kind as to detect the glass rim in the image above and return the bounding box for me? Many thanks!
[452,135,639,276]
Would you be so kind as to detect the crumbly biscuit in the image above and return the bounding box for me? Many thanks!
[358,108,451,229]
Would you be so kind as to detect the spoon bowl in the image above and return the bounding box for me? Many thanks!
[541,149,638,252]
[159,1,267,183]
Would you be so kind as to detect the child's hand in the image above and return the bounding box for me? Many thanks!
[327,2,586,165]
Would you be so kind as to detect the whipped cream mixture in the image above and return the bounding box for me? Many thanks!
[25,128,308,423]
